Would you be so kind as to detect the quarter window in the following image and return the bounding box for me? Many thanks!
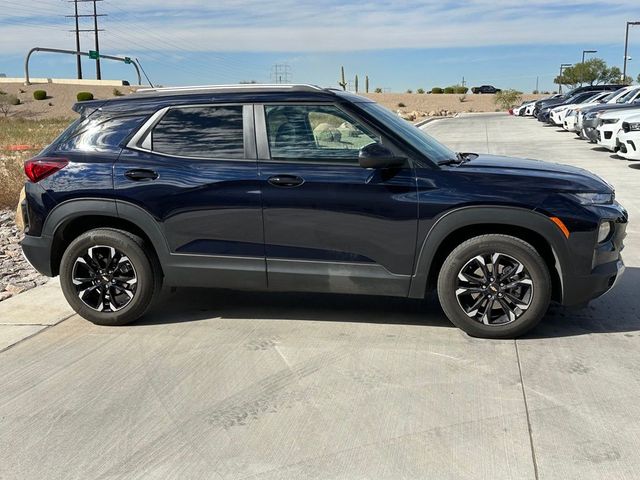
[265,105,378,162]
[151,105,244,158]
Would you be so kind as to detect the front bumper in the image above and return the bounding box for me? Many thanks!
[616,130,640,160]
[559,202,628,306]
[596,124,620,151]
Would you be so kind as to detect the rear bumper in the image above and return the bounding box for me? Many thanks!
[21,234,54,277]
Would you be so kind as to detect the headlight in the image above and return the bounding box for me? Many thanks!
[570,192,614,205]
[623,122,640,132]
[598,222,612,243]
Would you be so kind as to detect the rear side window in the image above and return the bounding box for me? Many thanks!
[51,113,149,153]
[151,105,244,159]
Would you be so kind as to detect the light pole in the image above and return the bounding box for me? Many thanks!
[582,49,597,63]
[623,22,640,82]
[558,63,572,94]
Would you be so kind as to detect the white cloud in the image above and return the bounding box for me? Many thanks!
[0,0,638,53]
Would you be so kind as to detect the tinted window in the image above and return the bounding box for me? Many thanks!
[152,106,244,158]
[265,105,378,162]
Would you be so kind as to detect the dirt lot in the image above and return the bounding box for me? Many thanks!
[0,81,137,120]
[364,92,546,117]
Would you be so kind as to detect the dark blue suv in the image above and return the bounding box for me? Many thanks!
[20,84,627,338]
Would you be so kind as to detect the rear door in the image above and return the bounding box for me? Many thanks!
[115,103,266,289]
[255,103,418,296]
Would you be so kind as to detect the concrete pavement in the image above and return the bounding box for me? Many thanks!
[1,113,639,479]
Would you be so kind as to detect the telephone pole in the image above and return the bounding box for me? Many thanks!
[67,0,106,80]
[67,0,83,79]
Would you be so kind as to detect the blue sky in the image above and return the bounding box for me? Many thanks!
[1,0,639,92]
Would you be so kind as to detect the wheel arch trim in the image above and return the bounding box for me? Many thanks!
[408,206,569,300]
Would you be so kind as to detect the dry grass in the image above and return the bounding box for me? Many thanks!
[0,117,71,208]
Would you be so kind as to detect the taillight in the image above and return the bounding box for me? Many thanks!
[24,157,68,182]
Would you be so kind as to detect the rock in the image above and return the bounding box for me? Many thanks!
[428,110,436,117]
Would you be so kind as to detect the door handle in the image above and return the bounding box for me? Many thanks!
[125,169,159,181]
[267,175,304,187]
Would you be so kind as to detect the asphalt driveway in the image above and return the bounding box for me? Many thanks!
[1,113,639,480]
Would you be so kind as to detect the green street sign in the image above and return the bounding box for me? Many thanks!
[89,50,99,60]
[123,57,132,65]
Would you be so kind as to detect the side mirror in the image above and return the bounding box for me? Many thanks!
[359,143,405,169]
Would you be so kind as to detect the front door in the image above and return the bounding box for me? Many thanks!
[256,103,418,296]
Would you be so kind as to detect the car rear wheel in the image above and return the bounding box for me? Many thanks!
[59,228,161,326]
[437,234,551,338]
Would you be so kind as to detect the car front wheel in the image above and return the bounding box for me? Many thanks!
[59,228,161,326]
[437,234,551,338]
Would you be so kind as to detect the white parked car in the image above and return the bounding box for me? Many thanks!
[577,86,640,136]
[616,113,640,160]
[513,101,535,116]
[596,107,640,151]
[559,92,610,130]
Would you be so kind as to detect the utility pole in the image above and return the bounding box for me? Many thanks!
[535,76,539,93]
[66,0,83,79]
[558,63,571,94]
[69,0,106,80]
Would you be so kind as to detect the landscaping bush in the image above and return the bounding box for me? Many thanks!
[112,88,124,97]
[397,102,406,107]
[431,87,443,94]
[406,89,413,94]
[374,88,383,93]
[76,91,94,101]
[416,88,425,94]
[443,87,455,94]
[494,89,523,110]
[33,90,47,100]
[454,86,469,94]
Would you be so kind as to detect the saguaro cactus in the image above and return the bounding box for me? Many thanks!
[338,66,347,90]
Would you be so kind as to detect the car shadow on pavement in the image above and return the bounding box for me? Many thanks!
[140,268,640,338]
[628,163,640,170]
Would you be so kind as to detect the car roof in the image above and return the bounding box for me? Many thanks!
[74,84,373,115]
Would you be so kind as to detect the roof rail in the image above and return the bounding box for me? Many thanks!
[136,84,324,94]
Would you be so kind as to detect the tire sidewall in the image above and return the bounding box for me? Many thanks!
[59,229,155,326]
[437,235,551,338]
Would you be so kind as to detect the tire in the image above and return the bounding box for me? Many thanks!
[437,234,551,339]
[59,228,161,326]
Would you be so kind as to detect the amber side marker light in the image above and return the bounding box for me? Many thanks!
[550,217,570,238]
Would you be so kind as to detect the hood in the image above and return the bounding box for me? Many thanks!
[600,107,640,120]
[582,102,640,115]
[453,154,612,193]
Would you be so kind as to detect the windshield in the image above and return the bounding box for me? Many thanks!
[359,102,456,165]
[617,88,640,103]
[601,90,623,103]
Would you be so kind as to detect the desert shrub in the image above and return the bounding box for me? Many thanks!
[76,91,94,101]
[458,95,467,103]
[112,88,124,97]
[416,88,425,94]
[444,87,455,94]
[374,88,383,93]
[532,89,539,94]
[454,86,469,94]
[431,87,443,94]
[0,154,24,207]
[398,102,406,107]
[0,94,20,116]
[33,90,47,100]
[406,89,413,94]
[494,89,523,110]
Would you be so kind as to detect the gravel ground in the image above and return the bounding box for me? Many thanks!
[0,209,48,302]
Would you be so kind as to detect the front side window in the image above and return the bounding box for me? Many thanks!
[265,104,378,162]
[151,105,244,158]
